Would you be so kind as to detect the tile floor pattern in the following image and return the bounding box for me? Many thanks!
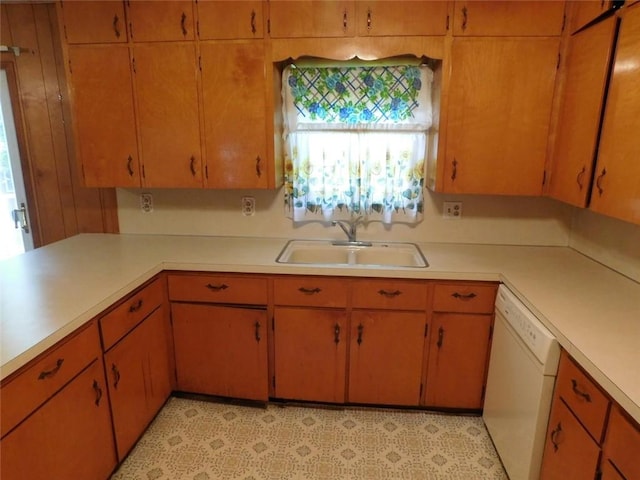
[111,397,508,480]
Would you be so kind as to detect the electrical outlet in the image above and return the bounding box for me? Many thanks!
[242,196,255,216]
[140,193,153,213]
[443,201,462,219]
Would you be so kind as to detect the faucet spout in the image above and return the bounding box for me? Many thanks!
[331,216,363,243]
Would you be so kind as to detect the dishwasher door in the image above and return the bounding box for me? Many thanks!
[483,311,557,480]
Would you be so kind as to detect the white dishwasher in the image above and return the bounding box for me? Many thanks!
[483,285,560,480]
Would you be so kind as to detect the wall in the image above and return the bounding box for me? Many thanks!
[117,187,574,246]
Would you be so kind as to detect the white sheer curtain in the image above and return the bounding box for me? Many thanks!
[282,62,433,225]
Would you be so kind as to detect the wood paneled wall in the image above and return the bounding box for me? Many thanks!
[1,3,118,248]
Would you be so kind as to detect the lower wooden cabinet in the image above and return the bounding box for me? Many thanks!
[348,310,427,406]
[425,312,492,409]
[172,302,269,401]
[105,307,172,460]
[0,358,117,480]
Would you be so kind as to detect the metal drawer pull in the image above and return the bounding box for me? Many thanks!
[596,168,607,196]
[93,379,103,407]
[366,9,372,30]
[38,358,64,380]
[254,321,261,342]
[113,14,121,38]
[334,323,341,344]
[112,364,121,389]
[256,156,262,178]
[452,292,477,300]
[298,287,321,295]
[129,299,143,313]
[206,283,229,292]
[343,9,347,31]
[378,289,401,298]
[180,12,187,36]
[250,10,256,34]
[570,379,592,403]
[576,165,586,190]
[437,327,444,348]
[451,158,458,180]
[461,6,468,31]
[550,422,562,452]
[357,324,364,345]
[127,155,134,176]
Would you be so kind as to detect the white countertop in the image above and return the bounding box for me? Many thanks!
[1,233,638,423]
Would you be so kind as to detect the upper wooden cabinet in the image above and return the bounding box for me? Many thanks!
[197,1,264,39]
[589,4,640,224]
[59,0,127,44]
[355,1,449,36]
[443,37,560,194]
[66,45,141,187]
[126,0,196,42]
[268,0,356,38]
[569,0,620,33]
[132,43,203,188]
[548,17,617,207]
[452,1,566,36]
[200,42,270,188]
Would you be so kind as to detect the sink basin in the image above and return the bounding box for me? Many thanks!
[276,240,428,268]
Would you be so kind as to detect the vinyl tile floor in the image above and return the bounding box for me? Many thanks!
[110,397,508,480]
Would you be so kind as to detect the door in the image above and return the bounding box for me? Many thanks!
[0,67,33,258]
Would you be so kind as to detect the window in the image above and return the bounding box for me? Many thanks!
[282,60,434,225]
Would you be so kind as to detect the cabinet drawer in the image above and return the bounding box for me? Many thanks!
[604,406,640,480]
[352,279,428,310]
[168,273,268,305]
[556,352,610,443]
[432,283,497,313]
[100,277,164,351]
[0,322,101,438]
[273,276,348,307]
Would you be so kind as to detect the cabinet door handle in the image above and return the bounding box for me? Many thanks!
[190,156,197,176]
[377,289,402,298]
[461,6,468,31]
[452,292,477,301]
[93,379,103,407]
[112,363,121,389]
[343,9,348,32]
[550,421,562,452]
[570,379,592,403]
[298,287,321,295]
[181,12,188,36]
[595,168,607,196]
[113,14,121,39]
[451,158,458,181]
[250,10,256,34]
[127,155,134,176]
[255,156,262,178]
[576,165,586,190]
[437,326,444,348]
[38,358,64,380]
[367,9,372,31]
[334,323,341,344]
[206,283,229,292]
[128,299,143,313]
[357,323,364,345]
[254,321,261,342]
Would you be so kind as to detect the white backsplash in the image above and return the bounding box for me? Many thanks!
[117,187,573,246]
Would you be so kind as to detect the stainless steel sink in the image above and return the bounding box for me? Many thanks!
[276,240,428,268]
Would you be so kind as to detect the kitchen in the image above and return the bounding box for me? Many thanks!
[1,1,639,479]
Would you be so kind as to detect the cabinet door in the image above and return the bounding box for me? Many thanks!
[60,0,127,44]
[589,5,640,225]
[548,17,617,207]
[133,43,203,188]
[444,38,559,195]
[425,313,491,409]
[0,359,117,480]
[105,308,171,460]
[200,42,268,188]
[274,307,347,403]
[198,1,264,39]
[603,406,640,480]
[67,46,140,187]
[349,310,426,406]
[172,303,269,401]
[355,1,448,36]
[540,399,600,479]
[269,1,355,38]
[452,1,566,36]
[127,0,195,42]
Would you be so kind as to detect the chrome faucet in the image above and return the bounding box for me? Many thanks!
[332,216,370,245]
